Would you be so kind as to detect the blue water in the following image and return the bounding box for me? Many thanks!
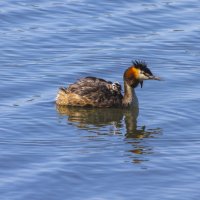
[0,1,200,200]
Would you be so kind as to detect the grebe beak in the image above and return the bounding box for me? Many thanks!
[148,75,161,81]
[139,75,161,88]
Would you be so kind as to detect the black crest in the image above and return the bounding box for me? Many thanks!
[132,60,152,75]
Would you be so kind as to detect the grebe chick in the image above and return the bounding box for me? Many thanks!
[56,61,160,107]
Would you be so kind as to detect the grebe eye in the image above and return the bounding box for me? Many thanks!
[144,73,150,77]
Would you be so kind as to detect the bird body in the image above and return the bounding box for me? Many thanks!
[56,77,123,107]
[56,61,160,108]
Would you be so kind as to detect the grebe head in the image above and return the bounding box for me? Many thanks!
[124,60,160,88]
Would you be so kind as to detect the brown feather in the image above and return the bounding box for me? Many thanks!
[56,77,123,107]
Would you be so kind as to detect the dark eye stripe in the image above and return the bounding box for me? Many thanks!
[141,70,152,77]
[144,73,150,77]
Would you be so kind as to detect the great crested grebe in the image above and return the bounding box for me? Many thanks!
[56,61,160,107]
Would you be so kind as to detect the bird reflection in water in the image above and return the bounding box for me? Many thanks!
[56,105,162,164]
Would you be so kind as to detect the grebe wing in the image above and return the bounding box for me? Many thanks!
[67,77,123,107]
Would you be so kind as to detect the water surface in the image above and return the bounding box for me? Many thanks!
[0,0,200,200]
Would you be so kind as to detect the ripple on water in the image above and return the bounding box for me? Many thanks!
[1,0,200,200]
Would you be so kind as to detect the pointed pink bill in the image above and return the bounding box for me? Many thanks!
[148,75,162,81]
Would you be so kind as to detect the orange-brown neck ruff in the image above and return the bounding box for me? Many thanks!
[124,66,139,80]
[123,66,140,88]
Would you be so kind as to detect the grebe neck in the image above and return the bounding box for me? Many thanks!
[122,81,138,107]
